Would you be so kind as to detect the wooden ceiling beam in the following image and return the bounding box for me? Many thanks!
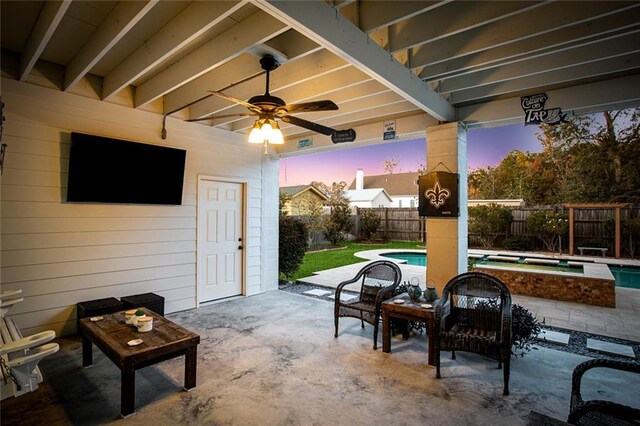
[457,70,640,124]
[64,0,158,91]
[410,1,638,68]
[388,1,543,53]
[439,32,640,94]
[420,9,640,80]
[134,9,288,108]
[19,0,71,81]
[188,49,349,120]
[277,112,437,156]
[225,68,378,129]
[102,1,246,100]
[256,0,454,121]
[451,53,640,104]
[357,1,444,33]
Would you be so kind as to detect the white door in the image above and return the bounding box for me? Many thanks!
[198,179,243,303]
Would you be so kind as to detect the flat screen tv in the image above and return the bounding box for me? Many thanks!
[67,132,186,205]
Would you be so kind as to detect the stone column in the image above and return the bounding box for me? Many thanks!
[425,122,468,295]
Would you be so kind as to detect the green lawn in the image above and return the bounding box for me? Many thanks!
[291,241,422,281]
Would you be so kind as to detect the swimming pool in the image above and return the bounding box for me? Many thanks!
[381,252,640,289]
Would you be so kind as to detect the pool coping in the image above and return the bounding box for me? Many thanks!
[354,248,618,282]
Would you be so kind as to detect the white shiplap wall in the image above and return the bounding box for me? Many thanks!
[0,77,279,337]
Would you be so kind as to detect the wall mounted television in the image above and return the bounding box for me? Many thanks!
[67,132,186,205]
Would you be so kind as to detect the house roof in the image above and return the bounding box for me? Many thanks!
[348,172,419,197]
[346,188,393,203]
[280,185,329,200]
[2,1,639,154]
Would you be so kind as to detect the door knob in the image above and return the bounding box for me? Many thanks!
[238,245,243,250]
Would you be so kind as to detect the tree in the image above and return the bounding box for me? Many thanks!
[322,182,352,245]
[468,108,640,204]
[526,210,569,253]
[468,204,513,248]
[279,193,290,216]
[537,108,640,203]
[293,194,325,246]
[279,216,308,281]
[360,209,381,241]
[384,156,400,174]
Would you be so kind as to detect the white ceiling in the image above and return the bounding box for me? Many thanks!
[2,0,639,152]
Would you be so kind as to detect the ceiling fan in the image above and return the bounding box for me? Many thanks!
[188,55,356,144]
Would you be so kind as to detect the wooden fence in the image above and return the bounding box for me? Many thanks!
[356,205,640,255]
[354,207,426,241]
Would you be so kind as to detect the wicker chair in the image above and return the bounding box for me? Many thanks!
[334,260,402,350]
[568,359,640,425]
[434,272,512,395]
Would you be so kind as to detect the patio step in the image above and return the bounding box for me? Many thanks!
[586,339,636,358]
[328,293,357,302]
[537,330,570,345]
[303,289,332,297]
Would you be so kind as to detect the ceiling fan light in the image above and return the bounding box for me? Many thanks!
[260,120,273,138]
[248,121,263,143]
[270,121,284,144]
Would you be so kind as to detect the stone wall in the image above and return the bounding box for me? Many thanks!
[475,266,616,308]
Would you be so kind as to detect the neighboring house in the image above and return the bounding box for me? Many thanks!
[280,185,329,216]
[348,170,419,208]
[348,171,526,209]
[345,188,393,208]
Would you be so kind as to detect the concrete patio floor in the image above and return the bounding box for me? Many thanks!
[298,259,640,343]
[2,291,639,425]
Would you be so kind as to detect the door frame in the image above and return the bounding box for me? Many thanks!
[196,175,248,306]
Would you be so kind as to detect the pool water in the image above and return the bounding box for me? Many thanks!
[381,252,640,289]
[609,266,640,289]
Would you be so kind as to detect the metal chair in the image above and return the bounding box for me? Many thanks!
[334,261,402,349]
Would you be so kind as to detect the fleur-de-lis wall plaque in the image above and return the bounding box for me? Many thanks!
[424,178,450,209]
[418,171,459,217]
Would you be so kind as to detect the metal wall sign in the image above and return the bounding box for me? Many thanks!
[521,93,565,125]
[331,129,356,143]
[418,172,459,217]
[297,137,313,149]
[383,120,396,140]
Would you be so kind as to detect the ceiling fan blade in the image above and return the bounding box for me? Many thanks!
[276,100,338,114]
[187,113,256,122]
[208,90,261,112]
[281,115,336,136]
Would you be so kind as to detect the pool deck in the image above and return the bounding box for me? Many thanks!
[297,249,640,343]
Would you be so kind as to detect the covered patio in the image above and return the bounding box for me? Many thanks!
[1,0,640,422]
[2,290,638,425]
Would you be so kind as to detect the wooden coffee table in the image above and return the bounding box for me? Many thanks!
[381,293,436,366]
[80,308,200,417]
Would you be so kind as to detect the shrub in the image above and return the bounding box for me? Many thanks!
[511,304,541,357]
[360,210,381,240]
[605,217,640,258]
[279,216,308,280]
[526,210,569,253]
[323,202,352,245]
[473,300,541,357]
[503,235,533,251]
[469,204,513,248]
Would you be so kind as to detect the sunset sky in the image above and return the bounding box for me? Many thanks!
[279,123,543,186]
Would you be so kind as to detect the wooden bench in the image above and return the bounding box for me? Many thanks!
[577,247,608,257]
[1,289,59,400]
